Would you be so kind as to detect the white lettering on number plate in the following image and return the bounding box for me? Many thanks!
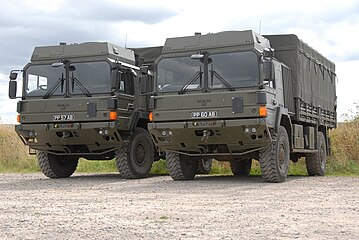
[191,111,217,118]
[52,114,75,121]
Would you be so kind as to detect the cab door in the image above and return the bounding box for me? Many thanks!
[263,59,284,127]
[273,61,285,107]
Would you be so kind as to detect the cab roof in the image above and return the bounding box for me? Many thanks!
[31,42,135,65]
[162,30,271,54]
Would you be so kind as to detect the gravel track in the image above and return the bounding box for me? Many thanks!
[0,173,358,239]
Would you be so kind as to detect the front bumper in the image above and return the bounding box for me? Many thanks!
[148,118,271,157]
[16,121,123,156]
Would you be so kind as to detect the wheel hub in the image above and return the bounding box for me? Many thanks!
[278,142,285,170]
[134,143,146,165]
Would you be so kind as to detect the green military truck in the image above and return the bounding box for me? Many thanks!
[147,30,337,182]
[8,42,160,179]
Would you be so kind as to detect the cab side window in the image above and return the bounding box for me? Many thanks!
[263,60,275,88]
[122,71,134,95]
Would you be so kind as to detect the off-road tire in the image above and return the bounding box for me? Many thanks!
[230,158,252,177]
[306,132,327,176]
[259,126,290,183]
[37,151,78,178]
[115,128,155,179]
[166,151,198,180]
[197,158,213,174]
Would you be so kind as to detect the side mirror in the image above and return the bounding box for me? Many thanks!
[263,48,275,58]
[139,75,147,94]
[9,81,17,99]
[9,72,18,80]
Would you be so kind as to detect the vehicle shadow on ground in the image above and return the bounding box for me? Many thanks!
[0,172,169,192]
[0,173,307,192]
[193,174,305,183]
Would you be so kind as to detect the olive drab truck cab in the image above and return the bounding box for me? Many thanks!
[8,42,160,179]
[148,30,337,182]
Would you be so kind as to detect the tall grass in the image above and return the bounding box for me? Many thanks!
[77,159,117,173]
[0,120,358,176]
[330,119,359,164]
[0,125,37,172]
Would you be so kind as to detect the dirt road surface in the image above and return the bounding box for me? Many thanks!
[0,173,358,239]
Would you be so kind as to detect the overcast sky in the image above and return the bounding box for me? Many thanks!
[1,0,358,122]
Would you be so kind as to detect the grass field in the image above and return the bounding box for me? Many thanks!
[1,120,358,176]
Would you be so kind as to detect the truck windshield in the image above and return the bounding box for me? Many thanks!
[156,57,203,92]
[208,51,259,89]
[25,61,111,97]
[156,51,259,93]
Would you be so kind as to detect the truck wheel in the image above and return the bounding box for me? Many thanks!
[230,158,252,177]
[115,128,155,179]
[37,151,78,178]
[197,158,213,174]
[305,132,327,176]
[166,151,198,180]
[259,126,290,183]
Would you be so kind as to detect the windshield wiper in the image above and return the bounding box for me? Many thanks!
[178,69,202,94]
[210,70,235,91]
[71,72,91,97]
[43,73,65,99]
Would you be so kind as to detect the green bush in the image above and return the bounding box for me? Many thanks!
[76,159,117,173]
[150,159,168,174]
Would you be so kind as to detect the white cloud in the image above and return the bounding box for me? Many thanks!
[1,0,359,123]
[336,60,359,120]
[0,72,18,123]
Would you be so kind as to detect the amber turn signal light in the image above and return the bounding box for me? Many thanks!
[148,112,153,122]
[109,111,117,121]
[17,114,20,123]
[259,106,267,117]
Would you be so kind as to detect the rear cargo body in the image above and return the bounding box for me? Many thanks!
[265,35,336,127]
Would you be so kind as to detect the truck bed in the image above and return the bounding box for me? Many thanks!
[265,34,337,127]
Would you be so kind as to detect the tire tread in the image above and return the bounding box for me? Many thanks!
[259,126,289,183]
[115,127,155,179]
[306,132,326,176]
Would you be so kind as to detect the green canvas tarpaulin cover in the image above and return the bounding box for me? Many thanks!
[264,34,336,112]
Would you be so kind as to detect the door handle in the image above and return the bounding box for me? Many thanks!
[272,98,277,105]
[127,103,134,110]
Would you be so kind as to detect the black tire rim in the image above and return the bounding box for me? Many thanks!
[202,159,211,169]
[134,142,146,166]
[278,141,286,172]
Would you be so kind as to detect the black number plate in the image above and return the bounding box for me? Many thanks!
[52,114,75,121]
[191,111,217,118]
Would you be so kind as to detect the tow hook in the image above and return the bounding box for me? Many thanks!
[61,131,72,141]
[201,130,210,142]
